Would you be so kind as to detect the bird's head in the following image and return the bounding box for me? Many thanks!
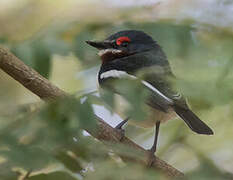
[86,30,157,62]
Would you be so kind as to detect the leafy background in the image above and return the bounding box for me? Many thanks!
[0,0,233,179]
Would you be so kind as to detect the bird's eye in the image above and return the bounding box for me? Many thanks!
[120,41,129,47]
[116,36,131,47]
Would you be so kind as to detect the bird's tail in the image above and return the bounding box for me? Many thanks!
[174,106,214,135]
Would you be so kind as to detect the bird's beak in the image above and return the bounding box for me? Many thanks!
[86,40,125,60]
[86,40,113,50]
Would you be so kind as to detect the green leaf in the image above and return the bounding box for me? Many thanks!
[0,135,53,171]
[187,155,233,180]
[32,40,51,78]
[0,163,19,180]
[27,171,79,180]
[11,41,35,67]
[55,151,82,172]
[76,98,96,131]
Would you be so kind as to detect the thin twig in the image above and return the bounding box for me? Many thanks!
[22,169,32,180]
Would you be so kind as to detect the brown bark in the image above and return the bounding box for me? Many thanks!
[0,47,184,178]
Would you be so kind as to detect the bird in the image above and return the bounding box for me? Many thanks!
[86,30,213,164]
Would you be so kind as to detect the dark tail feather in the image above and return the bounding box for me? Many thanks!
[174,106,214,135]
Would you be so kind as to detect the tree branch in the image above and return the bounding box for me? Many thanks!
[0,47,184,178]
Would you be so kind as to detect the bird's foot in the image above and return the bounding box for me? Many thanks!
[114,118,129,141]
[115,128,125,141]
[146,148,156,167]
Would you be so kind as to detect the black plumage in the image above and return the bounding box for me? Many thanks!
[86,30,213,158]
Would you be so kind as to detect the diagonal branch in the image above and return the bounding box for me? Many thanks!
[0,47,184,178]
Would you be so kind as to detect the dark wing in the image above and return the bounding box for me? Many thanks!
[98,68,175,112]
[98,66,213,135]
[141,71,185,110]
[142,71,213,135]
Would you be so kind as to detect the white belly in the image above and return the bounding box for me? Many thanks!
[114,94,176,128]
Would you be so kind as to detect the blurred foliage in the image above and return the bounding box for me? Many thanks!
[27,171,78,180]
[1,0,233,179]
[9,27,71,78]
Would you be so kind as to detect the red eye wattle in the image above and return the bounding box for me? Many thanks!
[116,36,131,46]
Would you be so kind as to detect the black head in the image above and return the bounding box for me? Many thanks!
[86,30,157,62]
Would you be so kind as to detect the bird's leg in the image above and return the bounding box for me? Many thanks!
[147,121,160,167]
[151,121,160,153]
[115,117,129,141]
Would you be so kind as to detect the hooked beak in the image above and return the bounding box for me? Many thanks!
[86,40,113,50]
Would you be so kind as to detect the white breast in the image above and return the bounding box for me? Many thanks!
[100,70,136,80]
